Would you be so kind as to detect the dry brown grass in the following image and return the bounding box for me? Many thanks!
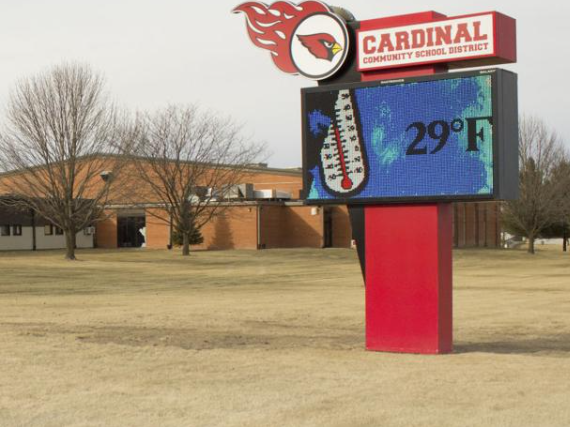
[0,246,569,426]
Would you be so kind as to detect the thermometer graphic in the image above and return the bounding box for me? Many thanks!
[320,89,368,196]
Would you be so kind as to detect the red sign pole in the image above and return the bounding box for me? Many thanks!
[365,204,453,353]
[360,12,453,354]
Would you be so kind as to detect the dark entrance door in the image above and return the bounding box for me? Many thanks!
[324,209,333,248]
[118,216,146,248]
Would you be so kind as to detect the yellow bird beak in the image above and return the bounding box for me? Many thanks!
[332,43,343,56]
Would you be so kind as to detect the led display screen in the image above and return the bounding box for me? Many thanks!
[302,69,518,204]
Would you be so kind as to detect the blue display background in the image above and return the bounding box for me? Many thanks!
[307,75,494,200]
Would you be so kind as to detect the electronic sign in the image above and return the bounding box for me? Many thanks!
[302,69,518,204]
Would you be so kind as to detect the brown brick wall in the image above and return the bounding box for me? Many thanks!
[0,157,303,206]
[145,209,171,249]
[487,203,500,248]
[194,206,258,250]
[456,203,465,247]
[330,205,352,248]
[106,161,303,204]
[465,203,476,246]
[95,202,502,251]
[453,202,500,248]
[285,206,323,248]
[242,172,303,199]
[259,205,284,249]
[96,213,117,248]
[144,206,259,251]
[259,205,324,249]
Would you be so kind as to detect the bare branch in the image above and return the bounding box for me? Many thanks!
[128,105,265,255]
[502,114,569,253]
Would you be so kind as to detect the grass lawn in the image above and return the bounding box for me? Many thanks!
[0,246,569,426]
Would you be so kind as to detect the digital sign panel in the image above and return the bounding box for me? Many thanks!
[302,69,518,204]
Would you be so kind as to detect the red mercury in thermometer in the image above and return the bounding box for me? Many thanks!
[333,126,353,190]
[320,89,367,195]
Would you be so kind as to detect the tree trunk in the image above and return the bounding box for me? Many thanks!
[528,235,535,254]
[181,201,191,256]
[182,232,190,256]
[563,230,568,252]
[65,228,77,260]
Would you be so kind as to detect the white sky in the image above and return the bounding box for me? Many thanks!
[0,0,567,167]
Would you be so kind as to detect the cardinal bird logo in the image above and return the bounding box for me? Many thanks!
[297,33,343,61]
[233,1,350,80]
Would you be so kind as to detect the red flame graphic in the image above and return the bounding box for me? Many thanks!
[233,1,331,74]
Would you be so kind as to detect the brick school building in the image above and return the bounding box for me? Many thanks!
[93,159,501,251]
[0,155,501,251]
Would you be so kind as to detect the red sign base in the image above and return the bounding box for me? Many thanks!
[365,204,453,354]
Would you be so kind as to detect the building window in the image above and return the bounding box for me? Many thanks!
[13,225,22,236]
[44,224,53,236]
[55,227,64,235]
[1,225,10,236]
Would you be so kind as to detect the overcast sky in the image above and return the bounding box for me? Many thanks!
[0,0,567,167]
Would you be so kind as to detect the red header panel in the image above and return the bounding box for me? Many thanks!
[357,11,516,72]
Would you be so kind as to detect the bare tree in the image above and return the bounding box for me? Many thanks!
[502,115,568,254]
[0,63,133,260]
[131,105,264,256]
[543,160,570,251]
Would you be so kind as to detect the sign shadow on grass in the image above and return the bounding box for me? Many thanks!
[454,333,570,356]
